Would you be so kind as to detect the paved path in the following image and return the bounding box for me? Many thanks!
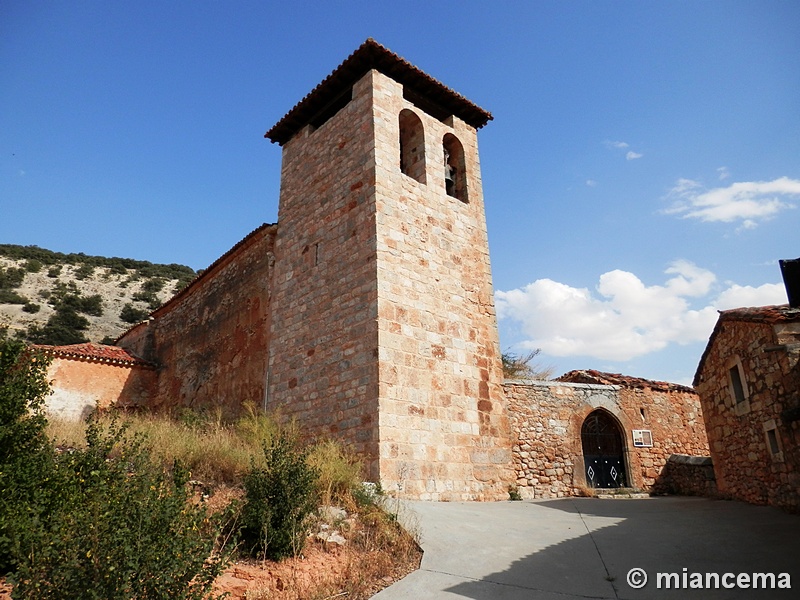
[373,496,800,599]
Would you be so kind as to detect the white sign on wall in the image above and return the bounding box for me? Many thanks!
[632,429,653,447]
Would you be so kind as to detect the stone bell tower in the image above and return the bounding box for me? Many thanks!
[265,39,512,500]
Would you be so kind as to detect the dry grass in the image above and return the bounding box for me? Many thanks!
[43,410,421,599]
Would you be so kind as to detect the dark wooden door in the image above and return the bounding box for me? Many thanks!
[582,411,626,488]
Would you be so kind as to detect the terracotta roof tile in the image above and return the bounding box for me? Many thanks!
[266,38,493,145]
[557,369,695,394]
[37,343,154,367]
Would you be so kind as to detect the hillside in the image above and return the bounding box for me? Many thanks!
[0,244,197,345]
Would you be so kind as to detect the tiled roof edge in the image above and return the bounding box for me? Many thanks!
[265,38,492,145]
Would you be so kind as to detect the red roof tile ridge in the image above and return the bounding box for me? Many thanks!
[557,369,695,393]
[36,342,153,367]
[265,38,492,145]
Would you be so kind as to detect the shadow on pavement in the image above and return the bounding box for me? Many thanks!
[444,497,800,600]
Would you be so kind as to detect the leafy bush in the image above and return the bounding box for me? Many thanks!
[306,439,363,507]
[142,277,166,294]
[24,305,90,345]
[24,260,42,273]
[0,267,25,290]
[46,265,61,278]
[6,419,229,599]
[0,340,52,571]
[73,263,95,280]
[0,290,27,305]
[21,303,40,314]
[120,303,150,324]
[132,290,161,310]
[240,432,319,561]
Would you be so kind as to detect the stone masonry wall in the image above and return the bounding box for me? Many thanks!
[504,380,709,498]
[371,71,512,500]
[267,72,381,471]
[118,224,276,417]
[652,454,717,497]
[695,319,800,511]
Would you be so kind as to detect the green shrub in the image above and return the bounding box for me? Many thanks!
[24,260,42,273]
[240,432,319,561]
[0,290,27,305]
[46,265,61,278]
[24,305,90,346]
[306,439,363,507]
[142,277,166,294]
[0,341,52,572]
[0,267,25,290]
[120,303,150,324]
[21,303,40,314]
[6,419,228,599]
[73,263,95,280]
[132,290,161,310]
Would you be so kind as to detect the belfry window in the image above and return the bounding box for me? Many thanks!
[399,109,425,183]
[443,133,467,202]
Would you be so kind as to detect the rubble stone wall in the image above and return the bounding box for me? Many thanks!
[695,319,800,511]
[504,380,709,498]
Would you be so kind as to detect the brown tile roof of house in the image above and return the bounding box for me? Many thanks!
[265,38,493,146]
[37,343,154,367]
[557,369,695,394]
[693,304,800,386]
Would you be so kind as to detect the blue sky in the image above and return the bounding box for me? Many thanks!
[2,1,798,384]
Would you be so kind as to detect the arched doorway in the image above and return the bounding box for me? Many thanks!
[581,410,627,489]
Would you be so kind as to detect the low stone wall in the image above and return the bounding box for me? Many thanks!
[504,380,710,499]
[652,454,717,497]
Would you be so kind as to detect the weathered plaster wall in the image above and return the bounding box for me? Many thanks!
[504,380,709,498]
[46,358,155,421]
[695,318,800,510]
[118,224,276,417]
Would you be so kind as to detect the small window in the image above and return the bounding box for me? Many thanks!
[399,109,425,183]
[729,365,746,404]
[726,357,750,414]
[767,429,780,455]
[442,133,467,202]
[763,420,783,461]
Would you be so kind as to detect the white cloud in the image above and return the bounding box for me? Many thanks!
[664,176,800,227]
[496,261,785,363]
[626,151,643,160]
[605,140,629,149]
[714,282,786,310]
[717,166,730,180]
[586,179,597,187]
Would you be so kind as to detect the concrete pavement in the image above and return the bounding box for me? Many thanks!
[373,496,800,599]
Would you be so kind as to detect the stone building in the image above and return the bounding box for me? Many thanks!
[117,39,512,500]
[504,371,709,498]
[693,303,800,511]
[40,40,710,501]
[40,343,155,421]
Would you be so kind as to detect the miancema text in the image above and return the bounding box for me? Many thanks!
[658,570,791,589]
